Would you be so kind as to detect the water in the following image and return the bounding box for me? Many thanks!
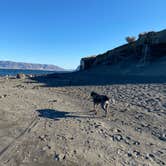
[0,68,56,76]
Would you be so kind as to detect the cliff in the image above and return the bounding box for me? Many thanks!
[80,29,166,71]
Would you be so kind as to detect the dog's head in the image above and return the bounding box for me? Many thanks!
[90,91,98,97]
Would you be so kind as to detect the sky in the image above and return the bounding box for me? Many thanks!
[0,0,166,69]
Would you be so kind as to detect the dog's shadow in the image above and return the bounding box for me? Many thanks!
[36,109,100,121]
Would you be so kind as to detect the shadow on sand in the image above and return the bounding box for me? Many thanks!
[36,109,99,120]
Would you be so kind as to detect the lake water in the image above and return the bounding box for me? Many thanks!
[0,68,56,76]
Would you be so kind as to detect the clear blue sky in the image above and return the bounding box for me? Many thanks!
[0,0,166,69]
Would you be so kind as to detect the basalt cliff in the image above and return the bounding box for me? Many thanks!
[80,29,166,76]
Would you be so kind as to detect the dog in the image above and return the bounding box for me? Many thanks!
[90,91,110,117]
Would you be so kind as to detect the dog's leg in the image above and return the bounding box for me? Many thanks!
[93,102,96,110]
[102,101,109,117]
[93,103,97,115]
[104,103,108,117]
[90,103,97,114]
[101,102,106,117]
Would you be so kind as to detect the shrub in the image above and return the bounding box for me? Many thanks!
[138,32,147,38]
[138,31,156,38]
[125,36,136,43]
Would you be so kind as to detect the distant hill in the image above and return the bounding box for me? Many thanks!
[0,61,65,71]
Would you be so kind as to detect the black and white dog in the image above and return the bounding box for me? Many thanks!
[90,91,110,117]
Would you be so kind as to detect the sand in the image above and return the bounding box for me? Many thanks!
[0,76,166,166]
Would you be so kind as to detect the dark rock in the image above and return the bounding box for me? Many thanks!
[133,150,141,157]
[133,141,140,145]
[3,94,7,97]
[128,153,132,157]
[148,153,155,158]
[38,134,48,142]
[73,150,77,154]
[145,156,149,160]
[152,131,166,141]
[112,134,123,141]
[135,127,142,133]
[54,153,60,161]
[0,94,7,99]
[26,74,33,78]
[159,133,166,141]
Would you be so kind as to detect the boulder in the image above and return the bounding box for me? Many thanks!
[26,74,33,78]
[16,73,26,79]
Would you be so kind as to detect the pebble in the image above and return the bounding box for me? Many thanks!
[42,146,48,151]
[95,125,101,128]
[152,131,166,141]
[73,150,77,154]
[0,95,3,99]
[38,134,48,141]
[0,94,7,99]
[54,153,60,161]
[148,153,155,158]
[135,127,142,133]
[128,153,132,157]
[133,150,141,157]
[112,134,123,142]
[159,133,166,141]
[54,152,66,161]
[133,141,140,145]
[114,128,121,133]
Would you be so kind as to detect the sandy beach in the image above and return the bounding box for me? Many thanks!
[0,76,166,166]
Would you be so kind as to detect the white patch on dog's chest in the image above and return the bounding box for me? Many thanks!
[105,101,109,105]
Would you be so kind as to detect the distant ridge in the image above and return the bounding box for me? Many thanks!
[0,61,65,71]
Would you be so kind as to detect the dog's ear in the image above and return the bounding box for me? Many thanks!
[106,96,109,100]
[91,91,95,96]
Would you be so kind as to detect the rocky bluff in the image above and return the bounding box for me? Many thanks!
[80,29,166,70]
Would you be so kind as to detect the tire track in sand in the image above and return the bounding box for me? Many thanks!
[0,115,39,162]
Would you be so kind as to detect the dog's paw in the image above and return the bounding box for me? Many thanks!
[102,113,107,117]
